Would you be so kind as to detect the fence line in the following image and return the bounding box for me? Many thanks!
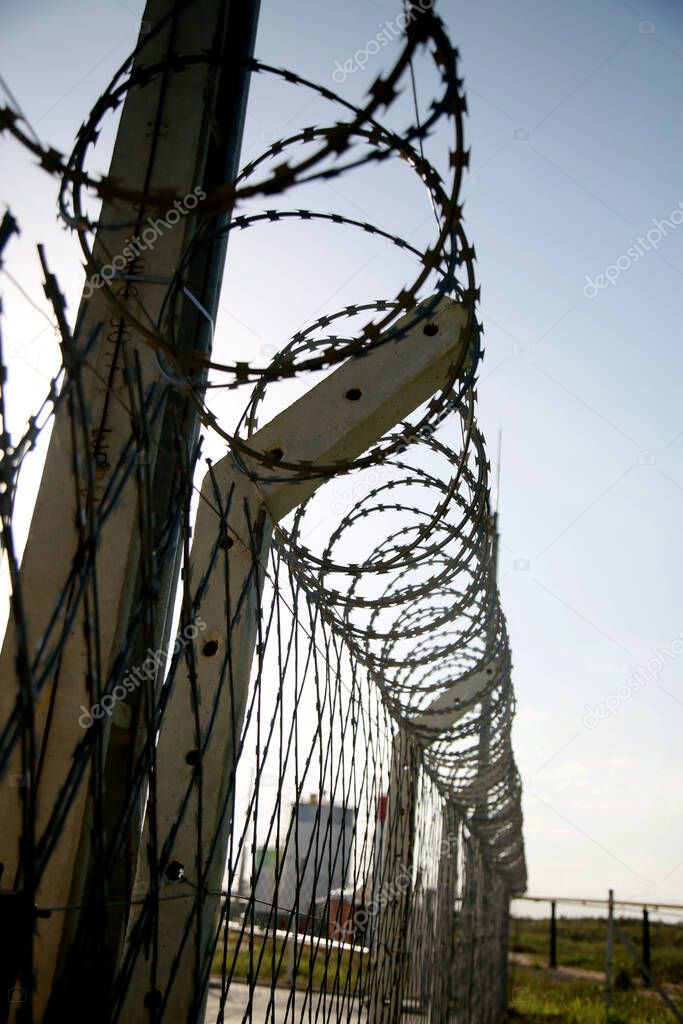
[517,895,683,912]
[512,890,683,1022]
[0,2,526,1020]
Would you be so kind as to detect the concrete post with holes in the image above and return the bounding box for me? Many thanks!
[430,802,459,1024]
[368,726,420,1024]
[0,3,262,1017]
[118,298,475,1020]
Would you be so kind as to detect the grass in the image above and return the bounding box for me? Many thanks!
[211,915,683,1022]
[210,929,367,992]
[510,915,683,985]
[506,969,676,1023]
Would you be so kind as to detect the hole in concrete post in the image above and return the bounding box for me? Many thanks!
[202,639,219,657]
[268,446,284,461]
[185,749,200,766]
[164,860,185,882]
[219,533,234,550]
[423,322,439,336]
[144,990,163,1010]
[345,388,362,401]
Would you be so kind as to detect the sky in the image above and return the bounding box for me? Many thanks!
[2,0,683,920]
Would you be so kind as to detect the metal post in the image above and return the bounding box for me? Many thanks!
[118,298,475,1022]
[549,900,557,968]
[642,908,651,987]
[605,888,614,1013]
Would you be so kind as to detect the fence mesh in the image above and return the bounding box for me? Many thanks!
[0,2,525,1021]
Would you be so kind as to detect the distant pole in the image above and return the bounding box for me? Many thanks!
[605,889,614,1013]
[642,908,651,987]
[549,900,557,968]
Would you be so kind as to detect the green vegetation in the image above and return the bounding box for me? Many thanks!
[506,969,674,1023]
[210,929,366,992]
[211,914,683,1023]
[510,915,683,985]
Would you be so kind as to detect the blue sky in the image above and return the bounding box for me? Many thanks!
[2,0,683,913]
